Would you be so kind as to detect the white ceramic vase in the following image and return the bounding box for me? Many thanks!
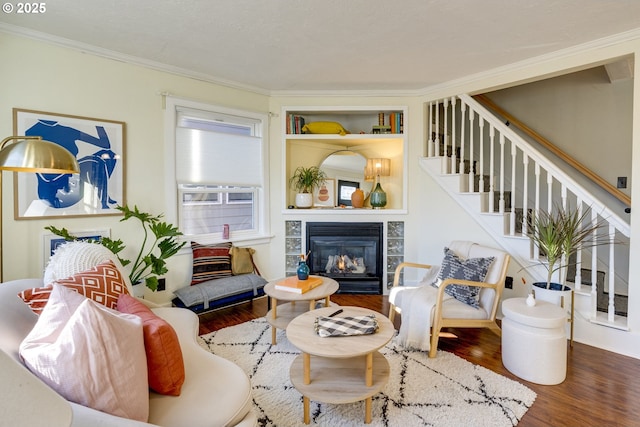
[526,293,536,307]
[295,193,313,209]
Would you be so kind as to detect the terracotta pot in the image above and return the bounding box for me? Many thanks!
[351,188,364,208]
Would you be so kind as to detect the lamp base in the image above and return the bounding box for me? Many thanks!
[369,182,387,208]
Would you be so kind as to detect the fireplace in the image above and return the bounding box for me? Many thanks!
[306,222,383,294]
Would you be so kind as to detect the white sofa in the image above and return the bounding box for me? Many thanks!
[0,278,257,427]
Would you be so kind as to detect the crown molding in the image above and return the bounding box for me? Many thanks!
[268,88,423,98]
[0,23,272,97]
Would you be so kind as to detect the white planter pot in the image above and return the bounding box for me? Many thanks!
[532,282,572,308]
[295,193,313,208]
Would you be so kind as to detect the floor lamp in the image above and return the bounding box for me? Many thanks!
[0,136,80,282]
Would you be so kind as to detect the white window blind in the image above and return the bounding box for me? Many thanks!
[175,127,263,186]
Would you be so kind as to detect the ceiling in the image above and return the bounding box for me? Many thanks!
[1,0,639,93]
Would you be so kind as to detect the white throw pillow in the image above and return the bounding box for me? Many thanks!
[44,241,134,294]
[19,285,149,422]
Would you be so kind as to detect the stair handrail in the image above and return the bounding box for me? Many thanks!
[473,94,631,207]
[459,94,630,237]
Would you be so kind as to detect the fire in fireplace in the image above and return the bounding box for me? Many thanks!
[325,254,366,274]
[306,222,383,294]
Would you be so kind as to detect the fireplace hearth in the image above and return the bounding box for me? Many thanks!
[306,222,383,294]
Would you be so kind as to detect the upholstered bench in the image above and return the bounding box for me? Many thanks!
[172,274,267,313]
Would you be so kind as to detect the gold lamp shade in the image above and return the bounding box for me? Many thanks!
[0,136,80,173]
[365,158,391,178]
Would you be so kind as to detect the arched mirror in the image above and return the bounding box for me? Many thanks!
[319,150,368,206]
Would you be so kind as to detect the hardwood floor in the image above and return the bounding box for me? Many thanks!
[198,295,640,427]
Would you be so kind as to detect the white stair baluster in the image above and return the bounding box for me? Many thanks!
[468,108,475,192]
[488,125,495,214]
[442,98,449,172]
[591,210,598,320]
[451,97,457,174]
[499,134,505,214]
[510,139,517,235]
[608,224,616,322]
[459,102,466,177]
[547,170,553,213]
[435,100,441,157]
[427,102,434,157]
[522,153,529,236]
[534,163,541,260]
[574,199,583,290]
[478,118,485,195]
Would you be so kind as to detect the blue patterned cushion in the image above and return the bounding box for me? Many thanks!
[432,247,494,308]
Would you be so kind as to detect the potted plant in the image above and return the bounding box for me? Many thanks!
[289,166,327,208]
[527,204,607,301]
[45,205,185,291]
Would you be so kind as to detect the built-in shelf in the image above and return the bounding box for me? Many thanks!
[283,105,408,212]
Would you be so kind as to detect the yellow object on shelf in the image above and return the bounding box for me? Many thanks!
[301,121,349,136]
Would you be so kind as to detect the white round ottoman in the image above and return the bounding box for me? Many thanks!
[501,297,567,385]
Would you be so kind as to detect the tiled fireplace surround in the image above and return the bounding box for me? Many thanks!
[285,220,405,294]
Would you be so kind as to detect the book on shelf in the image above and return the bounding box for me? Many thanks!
[274,275,323,294]
[374,113,403,134]
[286,114,306,134]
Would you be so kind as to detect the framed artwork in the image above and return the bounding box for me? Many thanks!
[314,178,335,207]
[337,179,360,206]
[13,108,126,219]
[43,229,111,269]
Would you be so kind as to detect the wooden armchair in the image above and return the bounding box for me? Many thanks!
[388,241,510,358]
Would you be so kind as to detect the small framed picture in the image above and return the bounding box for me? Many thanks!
[314,179,335,207]
[43,229,111,269]
[338,179,360,206]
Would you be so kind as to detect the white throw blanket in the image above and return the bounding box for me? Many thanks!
[394,242,474,351]
[395,284,453,351]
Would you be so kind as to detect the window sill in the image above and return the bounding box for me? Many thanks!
[179,233,274,248]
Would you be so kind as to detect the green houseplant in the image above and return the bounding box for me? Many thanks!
[528,205,607,290]
[45,205,185,291]
[288,166,327,208]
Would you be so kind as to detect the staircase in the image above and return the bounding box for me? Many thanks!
[422,94,630,332]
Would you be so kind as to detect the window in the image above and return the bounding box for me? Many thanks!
[165,98,269,244]
[178,185,256,236]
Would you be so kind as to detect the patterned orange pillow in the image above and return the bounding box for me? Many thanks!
[19,260,130,315]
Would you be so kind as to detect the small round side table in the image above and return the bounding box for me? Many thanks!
[501,297,568,385]
[263,276,339,344]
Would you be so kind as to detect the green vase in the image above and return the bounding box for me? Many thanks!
[369,182,387,208]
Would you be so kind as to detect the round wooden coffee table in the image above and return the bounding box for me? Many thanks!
[264,276,339,344]
[286,306,394,424]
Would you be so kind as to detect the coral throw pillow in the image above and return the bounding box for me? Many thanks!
[117,293,186,396]
[191,241,233,285]
[19,285,149,422]
[18,260,130,315]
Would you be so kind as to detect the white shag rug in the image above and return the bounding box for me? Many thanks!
[199,317,536,427]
